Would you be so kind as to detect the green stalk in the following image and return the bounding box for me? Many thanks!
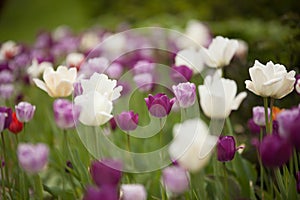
[0,147,6,199]
[274,169,287,199]
[226,117,234,136]
[259,127,264,199]
[294,150,299,173]
[223,163,229,200]
[1,132,12,198]
[269,98,274,134]
[33,174,43,200]
[126,132,131,152]
[263,97,270,134]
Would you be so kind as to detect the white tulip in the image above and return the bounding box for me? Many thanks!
[74,91,113,126]
[169,118,217,172]
[66,52,84,68]
[33,65,77,97]
[198,73,247,119]
[27,59,53,78]
[121,184,147,200]
[200,36,238,68]
[245,60,296,99]
[175,48,205,73]
[176,19,212,49]
[81,72,122,101]
[0,40,20,61]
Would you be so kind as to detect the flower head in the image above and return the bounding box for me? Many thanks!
[217,136,237,162]
[115,111,139,131]
[33,65,77,97]
[90,159,123,187]
[198,72,247,118]
[15,101,36,123]
[74,91,113,126]
[169,118,217,172]
[259,134,292,168]
[245,60,296,99]
[121,184,147,200]
[162,166,190,195]
[252,106,270,126]
[172,82,196,108]
[144,93,175,118]
[170,65,193,84]
[66,52,84,69]
[53,99,81,129]
[17,143,49,174]
[175,49,204,73]
[8,112,23,134]
[27,59,52,79]
[0,107,12,130]
[200,36,238,68]
[80,73,122,101]
[83,185,118,200]
[277,107,300,150]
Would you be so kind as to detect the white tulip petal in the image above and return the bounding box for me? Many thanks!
[231,92,247,110]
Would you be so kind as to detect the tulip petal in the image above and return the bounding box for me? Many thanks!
[55,80,74,97]
[231,92,247,110]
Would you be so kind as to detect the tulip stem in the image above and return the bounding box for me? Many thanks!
[223,163,229,200]
[274,168,287,199]
[225,117,234,136]
[33,174,43,200]
[0,139,6,199]
[259,127,264,199]
[1,132,12,198]
[263,97,270,134]
[269,98,274,134]
[126,132,131,152]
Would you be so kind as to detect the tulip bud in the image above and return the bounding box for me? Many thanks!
[259,134,292,168]
[172,82,196,108]
[115,111,138,131]
[217,136,237,162]
[120,184,147,200]
[144,93,175,118]
[17,143,49,174]
[15,101,36,122]
[83,185,119,200]
[8,112,23,134]
[170,65,193,84]
[252,106,270,126]
[53,99,81,129]
[162,166,190,195]
[90,159,123,187]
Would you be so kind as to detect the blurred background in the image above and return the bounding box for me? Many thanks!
[0,0,300,125]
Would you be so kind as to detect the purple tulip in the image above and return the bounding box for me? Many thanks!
[247,118,261,134]
[162,166,190,195]
[106,62,123,79]
[53,99,81,129]
[277,107,300,150]
[133,73,154,92]
[15,101,36,123]
[172,82,196,108]
[296,171,300,193]
[17,143,49,174]
[170,65,193,84]
[132,60,155,75]
[144,93,175,118]
[0,70,14,84]
[121,184,147,200]
[252,106,270,126]
[259,134,292,168]
[217,136,237,162]
[90,159,123,187]
[115,111,139,131]
[0,106,12,130]
[34,32,53,49]
[73,82,83,97]
[0,84,14,99]
[83,185,118,200]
